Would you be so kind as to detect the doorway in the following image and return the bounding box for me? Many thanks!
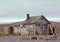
[9,27,14,34]
[53,27,55,34]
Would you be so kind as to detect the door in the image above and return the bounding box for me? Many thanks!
[9,27,14,34]
[53,27,55,34]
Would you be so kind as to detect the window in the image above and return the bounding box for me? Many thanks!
[41,18,43,20]
[41,27,43,29]
[44,24,47,29]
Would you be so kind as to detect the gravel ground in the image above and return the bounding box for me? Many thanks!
[0,36,60,42]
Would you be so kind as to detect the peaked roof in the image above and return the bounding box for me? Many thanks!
[24,15,50,24]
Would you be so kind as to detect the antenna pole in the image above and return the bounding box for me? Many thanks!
[42,4,44,15]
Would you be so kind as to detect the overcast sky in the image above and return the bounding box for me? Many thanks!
[0,0,60,24]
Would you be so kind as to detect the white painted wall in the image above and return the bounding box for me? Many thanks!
[4,26,9,34]
[20,28,29,35]
[14,26,21,34]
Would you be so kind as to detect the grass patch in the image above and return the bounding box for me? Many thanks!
[0,33,21,37]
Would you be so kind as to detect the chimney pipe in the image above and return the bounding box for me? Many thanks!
[27,14,30,20]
